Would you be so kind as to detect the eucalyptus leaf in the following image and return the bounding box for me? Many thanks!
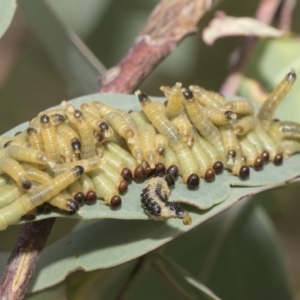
[0,0,17,40]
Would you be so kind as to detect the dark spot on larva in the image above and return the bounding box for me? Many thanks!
[204,168,215,182]
[228,150,236,158]
[71,139,81,152]
[213,161,223,174]
[287,69,296,82]
[241,155,247,163]
[14,131,22,136]
[167,165,179,179]
[253,156,264,171]
[157,147,165,155]
[67,200,80,212]
[182,88,193,100]
[261,151,269,163]
[239,165,250,180]
[138,92,148,103]
[74,110,82,118]
[27,127,37,135]
[274,153,283,166]
[224,111,233,119]
[95,133,104,143]
[40,114,50,124]
[54,114,65,122]
[3,141,12,148]
[128,110,133,113]
[22,179,32,190]
[118,180,128,194]
[155,163,166,176]
[110,195,122,208]
[121,168,133,182]
[99,122,109,131]
[74,165,84,176]
[38,203,52,214]
[272,118,280,122]
[22,209,37,221]
[134,165,145,182]
[85,190,97,205]
[187,173,199,190]
[74,192,85,206]
[144,165,154,178]
[164,174,175,188]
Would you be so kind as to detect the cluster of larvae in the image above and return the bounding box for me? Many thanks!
[0,69,299,229]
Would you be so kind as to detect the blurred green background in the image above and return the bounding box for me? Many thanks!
[0,0,299,298]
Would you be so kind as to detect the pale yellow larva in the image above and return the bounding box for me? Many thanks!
[203,106,237,125]
[0,184,23,209]
[234,115,257,136]
[55,123,81,154]
[171,115,194,146]
[27,127,44,152]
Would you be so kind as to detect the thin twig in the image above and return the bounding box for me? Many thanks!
[0,218,55,300]
[220,0,281,95]
[277,0,296,32]
[97,0,215,94]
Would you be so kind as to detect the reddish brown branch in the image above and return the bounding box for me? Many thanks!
[0,219,55,299]
[98,0,214,94]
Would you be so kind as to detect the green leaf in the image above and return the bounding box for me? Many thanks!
[19,0,106,95]
[0,0,17,40]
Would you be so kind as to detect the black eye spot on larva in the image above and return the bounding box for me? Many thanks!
[74,192,85,206]
[85,190,97,205]
[167,165,179,179]
[182,88,193,100]
[40,114,50,124]
[118,180,128,194]
[26,127,37,135]
[99,122,109,131]
[274,153,283,166]
[241,156,247,163]
[272,118,280,122]
[67,200,80,212]
[157,147,165,155]
[228,150,236,158]
[54,114,65,122]
[74,165,84,175]
[204,168,215,182]
[187,173,199,190]
[14,131,22,136]
[71,139,81,151]
[95,133,104,143]
[224,111,233,119]
[155,163,166,176]
[3,141,12,148]
[110,195,122,208]
[121,168,133,182]
[261,151,270,163]
[134,165,145,182]
[239,165,250,180]
[144,165,154,178]
[254,156,264,171]
[138,92,149,103]
[22,179,32,190]
[74,109,83,118]
[213,161,223,174]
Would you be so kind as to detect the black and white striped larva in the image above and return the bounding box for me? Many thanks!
[40,114,61,163]
[0,145,49,165]
[0,166,84,230]
[0,157,32,189]
[160,82,183,120]
[63,102,96,159]
[90,169,122,208]
[257,69,296,130]
[141,175,192,225]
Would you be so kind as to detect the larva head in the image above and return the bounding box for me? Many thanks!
[110,195,122,209]
[118,180,128,194]
[182,88,193,101]
[239,165,250,180]
[74,192,85,206]
[134,165,145,182]
[253,156,264,171]
[74,109,83,119]
[40,114,50,124]
[52,114,66,123]
[287,68,296,82]
[99,122,109,132]
[228,150,236,158]
[167,202,191,224]
[166,165,179,179]
[187,173,199,190]
[71,138,81,152]
[136,90,150,106]
[144,164,154,178]
[85,190,97,205]
[3,141,11,148]
[261,151,270,163]
[163,174,175,188]
[22,179,32,190]
[273,153,283,166]
[26,127,37,135]
[74,165,84,176]
[204,168,215,183]
[121,168,133,182]
[155,163,166,176]
[213,161,223,174]
[67,199,80,212]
